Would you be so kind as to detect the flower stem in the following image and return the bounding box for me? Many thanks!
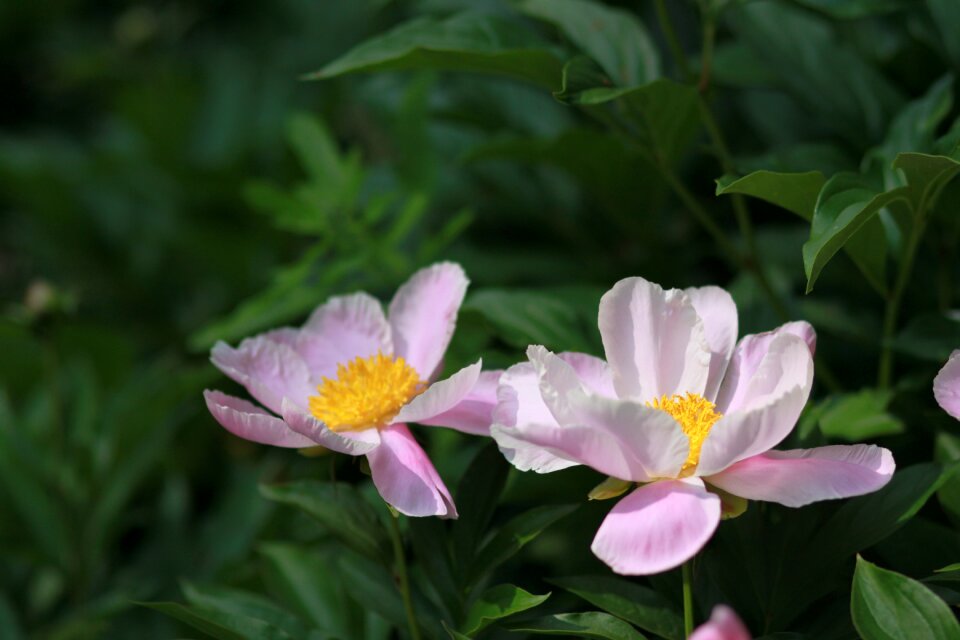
[682,560,695,638]
[878,216,927,389]
[386,507,422,640]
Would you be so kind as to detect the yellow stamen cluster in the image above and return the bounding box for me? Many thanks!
[309,353,424,432]
[647,392,722,475]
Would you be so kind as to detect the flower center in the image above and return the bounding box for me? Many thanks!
[308,352,425,432]
[647,392,722,475]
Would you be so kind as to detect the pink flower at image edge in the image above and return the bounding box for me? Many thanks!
[491,276,896,574]
[934,349,960,420]
[690,606,751,640]
[203,262,499,519]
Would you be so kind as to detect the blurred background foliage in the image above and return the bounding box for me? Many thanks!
[3,0,960,637]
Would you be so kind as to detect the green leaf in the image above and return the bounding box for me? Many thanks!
[818,389,904,440]
[452,443,510,577]
[727,1,903,145]
[716,170,826,221]
[811,463,957,563]
[259,481,388,562]
[517,0,659,86]
[851,556,960,640]
[464,289,593,352]
[466,504,578,584]
[461,584,550,635]
[550,576,683,640]
[140,602,294,640]
[791,0,912,18]
[892,313,960,362]
[555,58,700,166]
[182,582,306,638]
[338,550,445,640]
[866,76,953,182]
[928,0,960,66]
[259,543,355,637]
[803,173,905,293]
[307,13,563,89]
[893,152,960,213]
[510,612,648,639]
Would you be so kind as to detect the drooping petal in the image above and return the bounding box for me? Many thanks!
[394,360,481,425]
[388,263,468,380]
[524,346,689,481]
[591,478,721,575]
[210,336,315,414]
[418,370,501,435]
[934,350,960,421]
[296,293,393,381]
[490,362,580,473]
[715,321,816,415]
[367,424,457,518]
[696,333,814,476]
[685,286,738,402]
[689,606,752,640]
[204,390,315,448]
[598,277,711,401]
[706,444,895,507]
[280,398,381,456]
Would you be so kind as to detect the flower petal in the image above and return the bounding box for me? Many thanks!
[279,398,381,456]
[591,478,721,575]
[689,606,752,640]
[526,346,689,481]
[490,362,581,473]
[685,286,738,402]
[394,360,481,425]
[388,263,468,380]
[598,277,711,401]
[697,333,814,476]
[707,444,895,507]
[418,370,501,435]
[934,350,960,421]
[296,293,393,381]
[715,321,816,415]
[367,424,457,518]
[210,336,314,413]
[204,390,315,448]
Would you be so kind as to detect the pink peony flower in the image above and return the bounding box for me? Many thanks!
[689,606,751,640]
[491,277,895,574]
[934,350,960,420]
[204,263,499,519]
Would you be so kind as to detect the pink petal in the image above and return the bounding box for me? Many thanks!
[556,352,617,398]
[685,286,738,402]
[697,333,814,476]
[296,293,393,381]
[715,321,816,415]
[204,390,315,448]
[388,263,468,380]
[598,277,711,401]
[689,606,752,640]
[524,346,689,481]
[706,444,895,507]
[279,398,381,456]
[490,362,581,473]
[934,350,960,421]
[418,370,502,435]
[210,336,314,414]
[394,360,481,425]
[591,478,721,575]
[367,424,457,518]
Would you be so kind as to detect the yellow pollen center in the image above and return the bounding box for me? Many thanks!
[646,392,722,475]
[308,353,425,432]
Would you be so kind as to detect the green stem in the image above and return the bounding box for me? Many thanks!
[682,560,695,638]
[878,217,927,389]
[655,0,693,82]
[386,508,422,640]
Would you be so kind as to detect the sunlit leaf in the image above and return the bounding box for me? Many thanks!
[461,584,550,635]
